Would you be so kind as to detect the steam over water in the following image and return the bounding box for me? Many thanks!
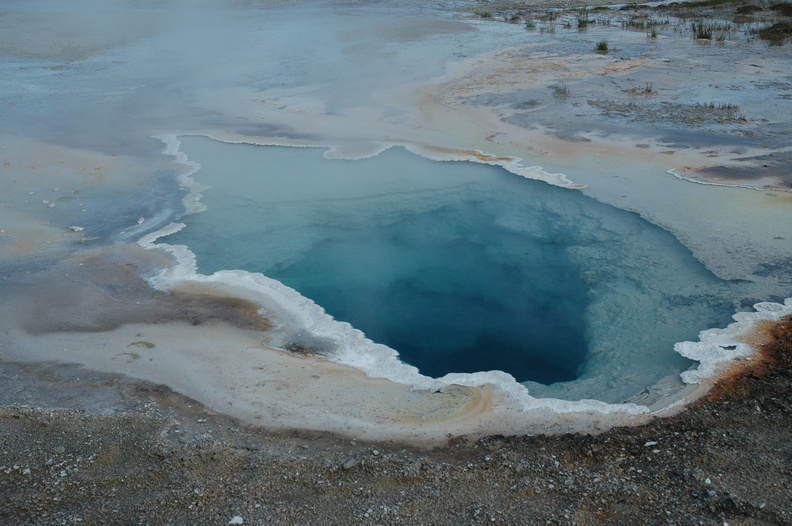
[2,0,790,431]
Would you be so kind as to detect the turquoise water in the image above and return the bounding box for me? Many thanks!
[165,136,743,397]
[271,201,589,384]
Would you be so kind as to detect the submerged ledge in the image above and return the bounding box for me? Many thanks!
[155,132,586,190]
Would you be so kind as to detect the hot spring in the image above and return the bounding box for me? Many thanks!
[162,135,753,404]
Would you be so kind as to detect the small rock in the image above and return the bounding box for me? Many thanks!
[342,458,358,470]
[69,226,84,232]
[137,217,145,224]
[228,516,243,525]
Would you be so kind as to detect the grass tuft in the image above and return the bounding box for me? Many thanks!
[552,83,570,98]
[626,83,656,95]
[695,102,746,121]
[758,22,792,44]
[596,40,609,52]
[692,22,713,39]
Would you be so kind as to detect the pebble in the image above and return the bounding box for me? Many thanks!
[228,516,244,524]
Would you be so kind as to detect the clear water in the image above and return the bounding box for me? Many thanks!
[271,200,589,384]
[164,136,748,400]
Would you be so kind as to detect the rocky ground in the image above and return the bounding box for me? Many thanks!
[0,314,789,525]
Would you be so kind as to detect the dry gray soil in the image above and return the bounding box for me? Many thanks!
[1,314,790,526]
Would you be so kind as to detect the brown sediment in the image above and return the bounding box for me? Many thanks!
[696,314,792,405]
[20,283,274,335]
[695,164,792,186]
[422,144,515,163]
[599,59,645,75]
[128,340,156,349]
[161,285,274,332]
[12,248,273,335]
[394,383,497,427]
[758,21,792,43]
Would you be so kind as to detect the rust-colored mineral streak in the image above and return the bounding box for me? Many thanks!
[699,314,792,405]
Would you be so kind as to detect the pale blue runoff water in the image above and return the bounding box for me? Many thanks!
[166,136,743,399]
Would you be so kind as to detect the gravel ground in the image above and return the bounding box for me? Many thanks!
[1,315,789,525]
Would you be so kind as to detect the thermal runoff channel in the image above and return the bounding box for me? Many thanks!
[165,136,751,403]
